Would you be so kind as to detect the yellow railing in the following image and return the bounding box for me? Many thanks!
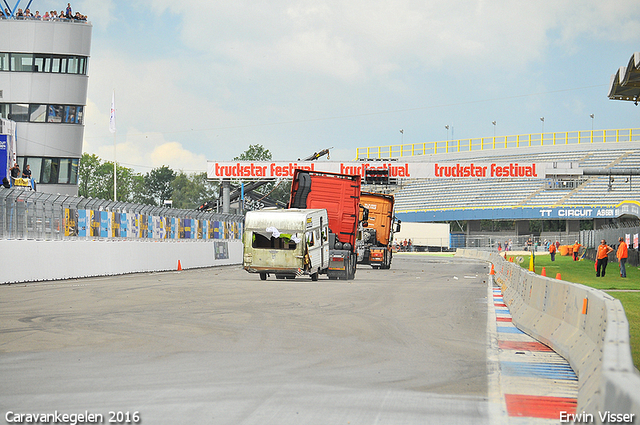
[355,128,640,159]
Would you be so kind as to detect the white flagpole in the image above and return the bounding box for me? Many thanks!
[109,91,117,200]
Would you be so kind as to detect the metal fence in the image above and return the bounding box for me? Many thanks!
[462,233,581,251]
[0,188,243,241]
[581,224,640,267]
[356,127,640,159]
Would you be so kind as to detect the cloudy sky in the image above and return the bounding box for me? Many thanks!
[38,0,640,173]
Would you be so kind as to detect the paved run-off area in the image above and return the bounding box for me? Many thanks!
[0,256,576,424]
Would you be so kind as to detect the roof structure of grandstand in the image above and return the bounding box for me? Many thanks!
[385,139,640,223]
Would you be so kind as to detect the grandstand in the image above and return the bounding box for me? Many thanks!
[357,132,640,246]
[395,141,640,212]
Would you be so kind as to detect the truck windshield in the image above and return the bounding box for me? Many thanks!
[252,232,298,250]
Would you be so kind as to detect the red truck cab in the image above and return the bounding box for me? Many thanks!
[289,169,361,279]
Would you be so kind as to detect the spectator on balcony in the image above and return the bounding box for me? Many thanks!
[22,164,32,180]
[10,163,20,180]
[65,3,72,18]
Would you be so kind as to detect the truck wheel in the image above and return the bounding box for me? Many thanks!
[311,272,319,281]
[260,272,267,280]
[286,276,295,279]
[347,255,357,280]
[382,251,392,269]
[276,275,285,279]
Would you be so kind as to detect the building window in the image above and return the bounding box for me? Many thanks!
[51,56,60,73]
[11,53,33,72]
[17,157,80,185]
[1,52,88,75]
[47,105,63,123]
[58,158,71,184]
[10,103,29,122]
[70,158,79,184]
[29,104,46,122]
[1,103,85,124]
[0,53,8,71]
[24,157,42,184]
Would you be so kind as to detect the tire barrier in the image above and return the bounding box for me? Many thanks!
[456,249,640,423]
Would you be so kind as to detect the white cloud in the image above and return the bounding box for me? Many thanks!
[91,131,208,174]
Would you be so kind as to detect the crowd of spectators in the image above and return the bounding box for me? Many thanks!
[0,3,87,22]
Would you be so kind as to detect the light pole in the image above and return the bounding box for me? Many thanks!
[492,121,496,137]
[445,125,449,141]
[540,117,545,133]
[400,129,404,144]
[590,114,594,131]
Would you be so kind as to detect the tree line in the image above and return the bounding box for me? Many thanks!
[78,153,218,209]
[77,144,289,210]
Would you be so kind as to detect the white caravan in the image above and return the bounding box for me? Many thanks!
[243,209,329,281]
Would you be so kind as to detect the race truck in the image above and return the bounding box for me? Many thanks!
[289,169,362,280]
[357,192,400,269]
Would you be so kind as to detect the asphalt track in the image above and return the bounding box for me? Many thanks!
[1,256,498,424]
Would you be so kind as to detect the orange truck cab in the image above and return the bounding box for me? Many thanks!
[357,192,400,269]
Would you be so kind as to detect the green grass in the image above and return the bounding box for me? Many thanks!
[512,253,640,369]
[606,292,640,372]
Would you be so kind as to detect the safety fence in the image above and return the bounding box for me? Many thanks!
[454,233,582,252]
[356,128,640,159]
[456,249,640,420]
[580,225,640,267]
[0,188,243,242]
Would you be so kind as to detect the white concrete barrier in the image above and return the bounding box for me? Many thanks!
[1,239,243,284]
[456,249,640,423]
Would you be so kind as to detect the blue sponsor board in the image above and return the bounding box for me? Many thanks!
[397,201,640,222]
[78,210,87,237]
[0,134,8,180]
[100,211,109,237]
[148,215,153,239]
[120,213,128,238]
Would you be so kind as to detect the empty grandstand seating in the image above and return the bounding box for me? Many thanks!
[395,142,640,213]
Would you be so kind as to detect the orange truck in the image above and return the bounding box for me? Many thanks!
[357,192,400,269]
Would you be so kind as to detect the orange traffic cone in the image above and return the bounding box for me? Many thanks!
[177,260,182,271]
[541,267,546,277]
[556,273,561,280]
[489,264,495,275]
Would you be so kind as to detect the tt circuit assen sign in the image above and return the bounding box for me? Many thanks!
[207,161,568,180]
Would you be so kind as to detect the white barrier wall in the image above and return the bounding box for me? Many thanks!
[456,249,640,423]
[0,239,243,284]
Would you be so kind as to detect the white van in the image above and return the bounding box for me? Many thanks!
[243,209,329,281]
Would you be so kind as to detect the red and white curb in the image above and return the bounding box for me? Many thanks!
[488,277,578,424]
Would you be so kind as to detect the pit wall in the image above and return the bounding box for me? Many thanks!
[456,249,640,422]
[1,239,243,284]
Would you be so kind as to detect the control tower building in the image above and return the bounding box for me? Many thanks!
[0,11,92,195]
